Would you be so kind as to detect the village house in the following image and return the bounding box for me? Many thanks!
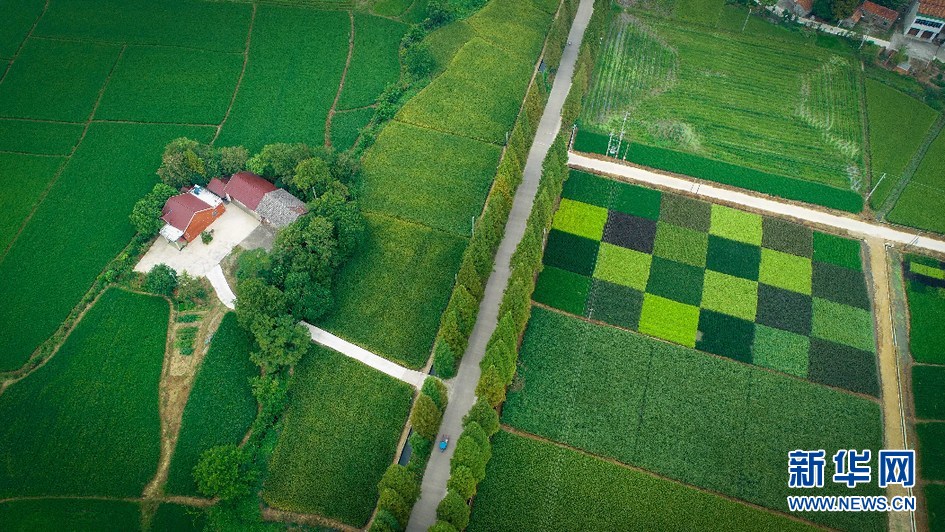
[159,185,225,249]
[207,171,307,228]
[858,1,899,28]
[904,0,945,41]
[788,0,814,17]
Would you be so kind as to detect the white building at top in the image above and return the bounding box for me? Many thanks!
[904,0,945,42]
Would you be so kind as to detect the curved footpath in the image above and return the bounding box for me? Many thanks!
[405,1,597,529]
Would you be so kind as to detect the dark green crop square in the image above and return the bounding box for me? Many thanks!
[659,193,711,232]
[543,229,600,276]
[588,279,644,330]
[762,217,813,258]
[813,232,862,271]
[533,266,591,316]
[812,260,871,310]
[610,181,662,220]
[706,235,761,281]
[562,170,612,208]
[756,283,812,335]
[808,338,879,397]
[696,310,755,363]
[646,256,705,306]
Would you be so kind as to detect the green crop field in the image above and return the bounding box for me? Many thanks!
[0,38,121,121]
[913,364,945,421]
[96,46,244,124]
[0,123,213,372]
[152,503,205,532]
[330,107,374,151]
[0,0,44,58]
[863,79,938,208]
[889,128,945,234]
[578,12,865,193]
[166,313,258,496]
[918,422,945,482]
[503,307,884,531]
[904,256,945,365]
[320,213,465,368]
[0,499,141,532]
[360,120,501,236]
[469,431,816,532]
[0,153,64,252]
[337,14,407,110]
[0,119,83,155]
[464,0,552,61]
[0,288,167,498]
[534,171,878,394]
[34,0,252,53]
[216,6,349,151]
[374,0,413,17]
[263,345,413,527]
[928,484,945,532]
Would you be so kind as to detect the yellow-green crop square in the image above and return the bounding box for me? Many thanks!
[653,222,708,268]
[638,294,700,348]
[759,248,812,295]
[551,198,608,240]
[709,204,762,245]
[593,243,652,291]
[701,270,758,321]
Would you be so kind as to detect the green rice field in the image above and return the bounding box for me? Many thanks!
[0,499,142,532]
[904,255,945,365]
[534,171,878,394]
[0,288,167,498]
[889,128,945,234]
[503,306,884,532]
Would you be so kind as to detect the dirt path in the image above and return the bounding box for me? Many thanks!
[144,305,227,499]
[865,237,914,532]
[324,11,355,148]
[262,507,358,531]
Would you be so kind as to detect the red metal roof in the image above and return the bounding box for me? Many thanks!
[797,0,813,12]
[224,171,276,211]
[206,177,228,197]
[919,0,945,19]
[861,1,898,21]
[161,193,213,232]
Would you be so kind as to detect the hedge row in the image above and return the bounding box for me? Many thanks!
[431,0,577,379]
[572,129,864,213]
[373,377,448,531]
[438,1,609,527]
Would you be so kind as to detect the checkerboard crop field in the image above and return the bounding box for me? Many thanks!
[534,171,878,395]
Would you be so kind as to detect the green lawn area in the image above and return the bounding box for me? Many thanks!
[0,38,121,121]
[469,431,816,532]
[319,213,465,368]
[579,10,864,192]
[96,45,244,124]
[165,313,258,496]
[34,0,251,53]
[0,122,213,372]
[0,153,64,252]
[889,127,945,234]
[360,120,500,237]
[215,5,349,151]
[503,307,884,531]
[863,79,938,208]
[0,288,167,498]
[0,499,141,532]
[263,345,413,527]
[337,13,406,110]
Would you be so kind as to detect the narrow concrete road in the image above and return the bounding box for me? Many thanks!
[302,323,426,389]
[405,1,596,529]
[206,265,424,388]
[570,153,945,255]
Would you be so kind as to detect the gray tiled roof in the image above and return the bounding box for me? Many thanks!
[256,189,307,228]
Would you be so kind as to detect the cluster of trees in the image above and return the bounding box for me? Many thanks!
[373,377,448,531]
[143,263,208,308]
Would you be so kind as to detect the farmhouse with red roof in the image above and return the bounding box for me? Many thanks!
[858,1,899,28]
[208,171,307,228]
[159,186,225,248]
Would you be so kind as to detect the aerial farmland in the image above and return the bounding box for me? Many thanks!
[1,0,944,531]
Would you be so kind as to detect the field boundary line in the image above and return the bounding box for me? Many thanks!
[0,150,65,158]
[499,425,831,531]
[0,116,82,125]
[391,116,506,147]
[324,11,355,148]
[877,113,945,220]
[0,0,49,85]
[212,3,256,145]
[261,506,358,532]
[361,208,471,241]
[532,300,884,404]
[858,60,873,203]
[0,494,214,507]
[28,34,244,56]
[94,118,219,128]
[0,44,126,263]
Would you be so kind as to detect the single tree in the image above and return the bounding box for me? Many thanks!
[193,445,253,500]
[410,393,443,440]
[463,399,499,437]
[144,264,178,296]
[218,146,249,175]
[129,183,177,237]
[290,157,333,200]
[436,490,470,530]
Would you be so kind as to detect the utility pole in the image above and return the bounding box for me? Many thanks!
[866,172,887,202]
